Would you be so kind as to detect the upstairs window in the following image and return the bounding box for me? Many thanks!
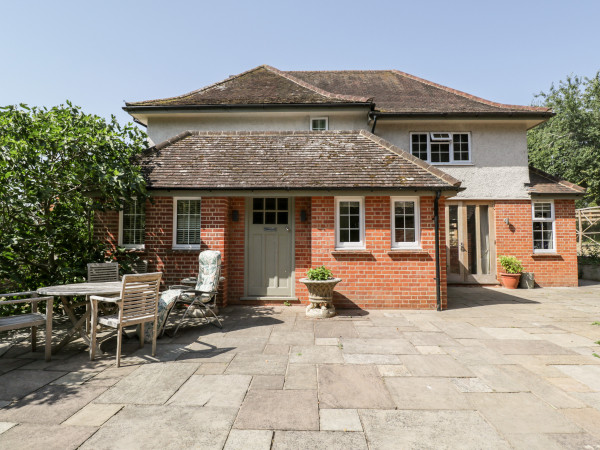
[119,198,145,249]
[310,117,328,131]
[173,198,201,249]
[532,201,555,253]
[410,132,471,164]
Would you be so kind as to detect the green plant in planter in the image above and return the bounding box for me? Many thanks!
[306,266,334,280]
[498,255,524,274]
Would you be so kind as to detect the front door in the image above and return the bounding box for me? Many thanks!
[446,202,496,284]
[247,197,293,297]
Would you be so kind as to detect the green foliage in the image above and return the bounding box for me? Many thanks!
[498,255,524,274]
[528,73,600,207]
[0,102,148,295]
[306,265,334,280]
[579,246,600,266]
[592,322,600,326]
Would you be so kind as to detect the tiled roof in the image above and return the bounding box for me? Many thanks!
[527,166,585,195]
[125,65,551,116]
[288,70,551,115]
[126,66,371,107]
[140,130,462,191]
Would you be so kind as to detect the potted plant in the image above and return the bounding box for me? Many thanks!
[300,266,341,318]
[498,255,524,289]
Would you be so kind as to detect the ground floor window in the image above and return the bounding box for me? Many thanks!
[335,197,364,249]
[119,198,145,249]
[391,197,420,248]
[174,198,202,249]
[532,201,555,252]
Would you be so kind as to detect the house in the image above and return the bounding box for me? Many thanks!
[95,65,585,310]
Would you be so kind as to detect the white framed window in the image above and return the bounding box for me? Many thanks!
[119,198,145,249]
[335,197,365,249]
[410,132,471,164]
[173,197,202,249]
[391,196,420,249]
[310,117,328,131]
[532,201,556,253]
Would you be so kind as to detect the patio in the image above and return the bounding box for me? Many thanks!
[1,283,600,449]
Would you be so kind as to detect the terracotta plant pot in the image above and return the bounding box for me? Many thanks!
[500,273,521,289]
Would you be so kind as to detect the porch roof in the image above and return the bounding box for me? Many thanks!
[140,130,462,191]
[527,166,586,196]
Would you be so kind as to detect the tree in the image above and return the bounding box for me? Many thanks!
[528,73,600,207]
[0,102,148,292]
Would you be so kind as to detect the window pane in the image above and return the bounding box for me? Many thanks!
[339,229,350,243]
[253,212,263,224]
[534,203,552,219]
[411,134,428,160]
[452,134,470,161]
[122,199,145,246]
[253,198,263,210]
[394,200,416,243]
[430,142,450,163]
[349,229,360,242]
[265,198,276,210]
[265,212,276,224]
[311,119,327,131]
[349,203,360,215]
[277,212,288,224]
[340,215,349,228]
[277,198,288,210]
[349,215,359,228]
[340,203,349,215]
[177,199,201,245]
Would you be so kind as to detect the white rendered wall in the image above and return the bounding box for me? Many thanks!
[145,111,369,145]
[376,121,531,199]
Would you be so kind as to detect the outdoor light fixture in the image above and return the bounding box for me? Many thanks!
[232,210,239,222]
[300,210,307,222]
[504,218,510,225]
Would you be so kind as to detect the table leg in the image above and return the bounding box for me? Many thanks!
[51,296,92,354]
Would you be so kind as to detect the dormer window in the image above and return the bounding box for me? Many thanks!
[310,117,328,131]
[410,132,471,164]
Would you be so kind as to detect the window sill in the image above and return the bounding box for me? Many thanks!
[531,252,561,257]
[388,249,428,255]
[331,249,372,256]
[172,247,201,251]
[430,163,474,166]
[120,245,145,251]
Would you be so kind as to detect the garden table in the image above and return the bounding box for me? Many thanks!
[37,281,122,354]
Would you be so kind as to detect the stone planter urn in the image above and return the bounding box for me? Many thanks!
[300,278,342,318]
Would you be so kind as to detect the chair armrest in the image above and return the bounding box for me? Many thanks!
[188,290,218,296]
[219,277,226,282]
[90,295,122,303]
[0,296,53,305]
[169,285,193,291]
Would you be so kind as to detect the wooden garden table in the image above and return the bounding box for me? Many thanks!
[37,281,122,354]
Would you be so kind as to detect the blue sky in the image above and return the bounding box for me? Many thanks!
[2,0,598,126]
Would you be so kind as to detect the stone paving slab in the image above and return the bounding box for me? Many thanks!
[400,355,474,377]
[225,354,288,375]
[284,364,316,390]
[385,377,471,409]
[272,431,368,449]
[251,375,285,390]
[319,408,363,431]
[168,374,251,407]
[484,339,576,355]
[0,424,98,450]
[94,363,196,405]
[63,403,123,426]
[0,369,66,401]
[224,430,273,450]
[468,392,582,434]
[234,390,318,431]
[314,322,358,338]
[0,421,16,434]
[341,338,418,355]
[318,364,394,409]
[359,409,511,449]
[289,345,344,364]
[553,364,600,391]
[81,405,237,449]
[0,385,107,424]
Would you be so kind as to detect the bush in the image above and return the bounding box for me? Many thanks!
[498,255,524,274]
[306,266,334,280]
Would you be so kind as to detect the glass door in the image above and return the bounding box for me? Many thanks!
[446,202,496,284]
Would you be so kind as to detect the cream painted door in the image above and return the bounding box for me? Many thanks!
[247,198,293,297]
[446,202,496,284]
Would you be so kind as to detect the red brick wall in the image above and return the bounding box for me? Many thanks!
[495,199,578,287]
[308,196,446,310]
[96,194,448,309]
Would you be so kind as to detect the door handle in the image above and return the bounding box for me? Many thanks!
[285,225,290,232]
[460,243,466,252]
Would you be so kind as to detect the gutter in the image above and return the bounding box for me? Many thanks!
[434,190,442,311]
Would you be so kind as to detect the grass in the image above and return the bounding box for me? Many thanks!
[593,353,600,359]
[592,321,600,326]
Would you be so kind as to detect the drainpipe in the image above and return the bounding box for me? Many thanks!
[434,190,442,311]
[370,113,378,133]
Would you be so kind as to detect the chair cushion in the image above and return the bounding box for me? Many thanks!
[138,288,183,343]
[195,251,221,292]
[98,314,120,328]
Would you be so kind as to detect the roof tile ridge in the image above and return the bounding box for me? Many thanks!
[126,66,268,106]
[390,69,551,113]
[263,65,372,103]
[286,69,390,74]
[359,130,462,187]
[152,130,193,150]
[528,166,586,193]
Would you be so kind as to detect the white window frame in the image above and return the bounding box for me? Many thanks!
[391,196,421,249]
[409,132,472,164]
[118,198,145,250]
[532,200,556,254]
[335,196,365,250]
[173,197,202,250]
[310,117,329,131]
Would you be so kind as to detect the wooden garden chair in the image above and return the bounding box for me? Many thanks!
[0,291,53,361]
[87,262,119,282]
[89,272,162,367]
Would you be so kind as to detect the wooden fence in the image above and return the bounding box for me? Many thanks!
[577,206,600,255]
